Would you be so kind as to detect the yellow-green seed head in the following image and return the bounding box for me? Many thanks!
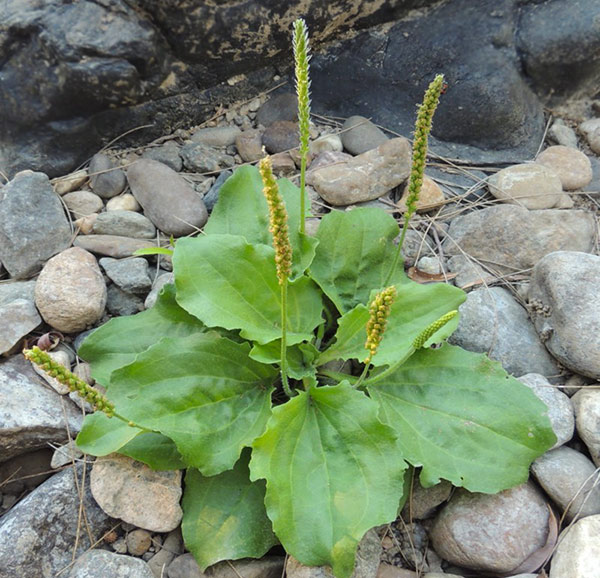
[259,156,293,283]
[412,310,458,350]
[24,346,115,417]
[364,286,397,364]
[293,18,312,157]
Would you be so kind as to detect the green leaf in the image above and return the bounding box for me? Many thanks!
[133,247,174,256]
[249,340,319,380]
[318,281,465,366]
[109,333,277,475]
[119,433,186,470]
[310,208,407,314]
[182,449,277,570]
[368,344,556,493]
[76,412,142,456]
[79,284,205,386]
[205,165,318,277]
[174,234,323,345]
[250,382,407,578]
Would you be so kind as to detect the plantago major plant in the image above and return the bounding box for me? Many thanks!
[28,19,556,578]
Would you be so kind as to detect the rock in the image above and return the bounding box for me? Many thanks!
[549,515,600,578]
[416,256,442,275]
[62,190,104,217]
[529,251,600,379]
[141,142,182,172]
[340,116,388,155]
[306,138,411,206]
[147,529,182,578]
[548,119,579,149]
[487,163,566,209]
[0,464,113,578]
[376,565,417,578]
[31,349,72,395]
[127,160,208,236]
[54,169,88,195]
[310,151,354,171]
[144,273,174,309]
[74,234,157,258]
[106,284,145,316]
[270,151,297,175]
[430,482,550,574]
[75,214,97,234]
[579,118,600,154]
[262,120,300,154]
[256,93,297,127]
[535,146,593,190]
[397,176,445,212]
[0,449,53,494]
[0,299,41,355]
[51,440,84,469]
[401,480,453,520]
[310,134,343,156]
[572,389,600,467]
[89,153,127,199]
[92,210,156,238]
[68,550,155,578]
[0,170,71,278]
[126,529,153,556]
[447,255,496,291]
[517,374,574,448]
[235,129,265,162]
[100,257,152,294]
[168,554,284,578]
[531,446,600,523]
[0,280,36,306]
[448,287,560,378]
[444,206,595,273]
[191,126,241,147]
[34,247,106,333]
[106,193,141,212]
[203,169,232,212]
[91,454,182,532]
[180,142,235,173]
[0,355,83,462]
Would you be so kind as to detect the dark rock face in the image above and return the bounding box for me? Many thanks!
[0,0,598,176]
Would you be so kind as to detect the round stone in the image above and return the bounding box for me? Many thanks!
[397,176,445,213]
[535,145,593,190]
[62,190,104,217]
[106,193,141,212]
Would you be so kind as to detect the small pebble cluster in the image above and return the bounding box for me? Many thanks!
[1,89,600,578]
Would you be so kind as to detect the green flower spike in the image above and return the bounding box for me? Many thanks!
[293,17,312,234]
[412,310,458,350]
[24,346,115,417]
[364,286,397,365]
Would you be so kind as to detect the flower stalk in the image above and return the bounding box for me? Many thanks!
[385,74,446,285]
[293,18,312,235]
[259,156,294,397]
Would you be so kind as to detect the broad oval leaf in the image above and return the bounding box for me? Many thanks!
[309,208,407,314]
[174,234,323,345]
[250,382,407,578]
[204,165,317,277]
[76,412,142,456]
[118,433,186,470]
[79,284,205,386]
[368,344,556,493]
[109,333,277,475]
[318,281,465,367]
[249,340,319,381]
[182,449,277,570]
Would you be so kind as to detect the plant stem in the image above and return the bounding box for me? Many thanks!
[280,280,293,397]
[362,349,415,387]
[317,368,358,385]
[384,216,410,286]
[353,363,370,389]
[299,156,307,235]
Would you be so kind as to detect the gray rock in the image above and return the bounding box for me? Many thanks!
[256,93,297,127]
[444,206,595,273]
[448,287,560,378]
[92,210,156,239]
[68,550,155,578]
[0,464,113,578]
[142,141,183,172]
[147,529,182,578]
[106,284,145,316]
[180,142,235,173]
[262,120,300,154]
[191,126,241,147]
[89,153,127,199]
[203,169,232,212]
[400,230,437,268]
[549,515,600,578]
[341,116,388,155]
[235,129,264,162]
[572,389,600,467]
[91,454,182,532]
[74,235,157,258]
[548,119,579,149]
[62,190,104,217]
[144,273,174,309]
[0,299,41,354]
[127,160,208,236]
[0,355,82,462]
[0,280,36,306]
[529,252,600,379]
[51,440,84,469]
[34,247,106,333]
[401,480,453,520]
[306,137,411,206]
[531,446,600,523]
[579,118,600,155]
[430,482,550,574]
[517,373,574,448]
[0,171,71,278]
[100,257,152,294]
[168,554,284,578]
[447,255,496,291]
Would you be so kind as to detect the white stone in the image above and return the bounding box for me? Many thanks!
[106,193,141,212]
[535,145,593,190]
[550,515,600,578]
[572,388,600,467]
[580,118,600,155]
[53,169,88,195]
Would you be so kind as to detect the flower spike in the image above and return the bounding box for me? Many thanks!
[412,310,458,350]
[364,286,397,364]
